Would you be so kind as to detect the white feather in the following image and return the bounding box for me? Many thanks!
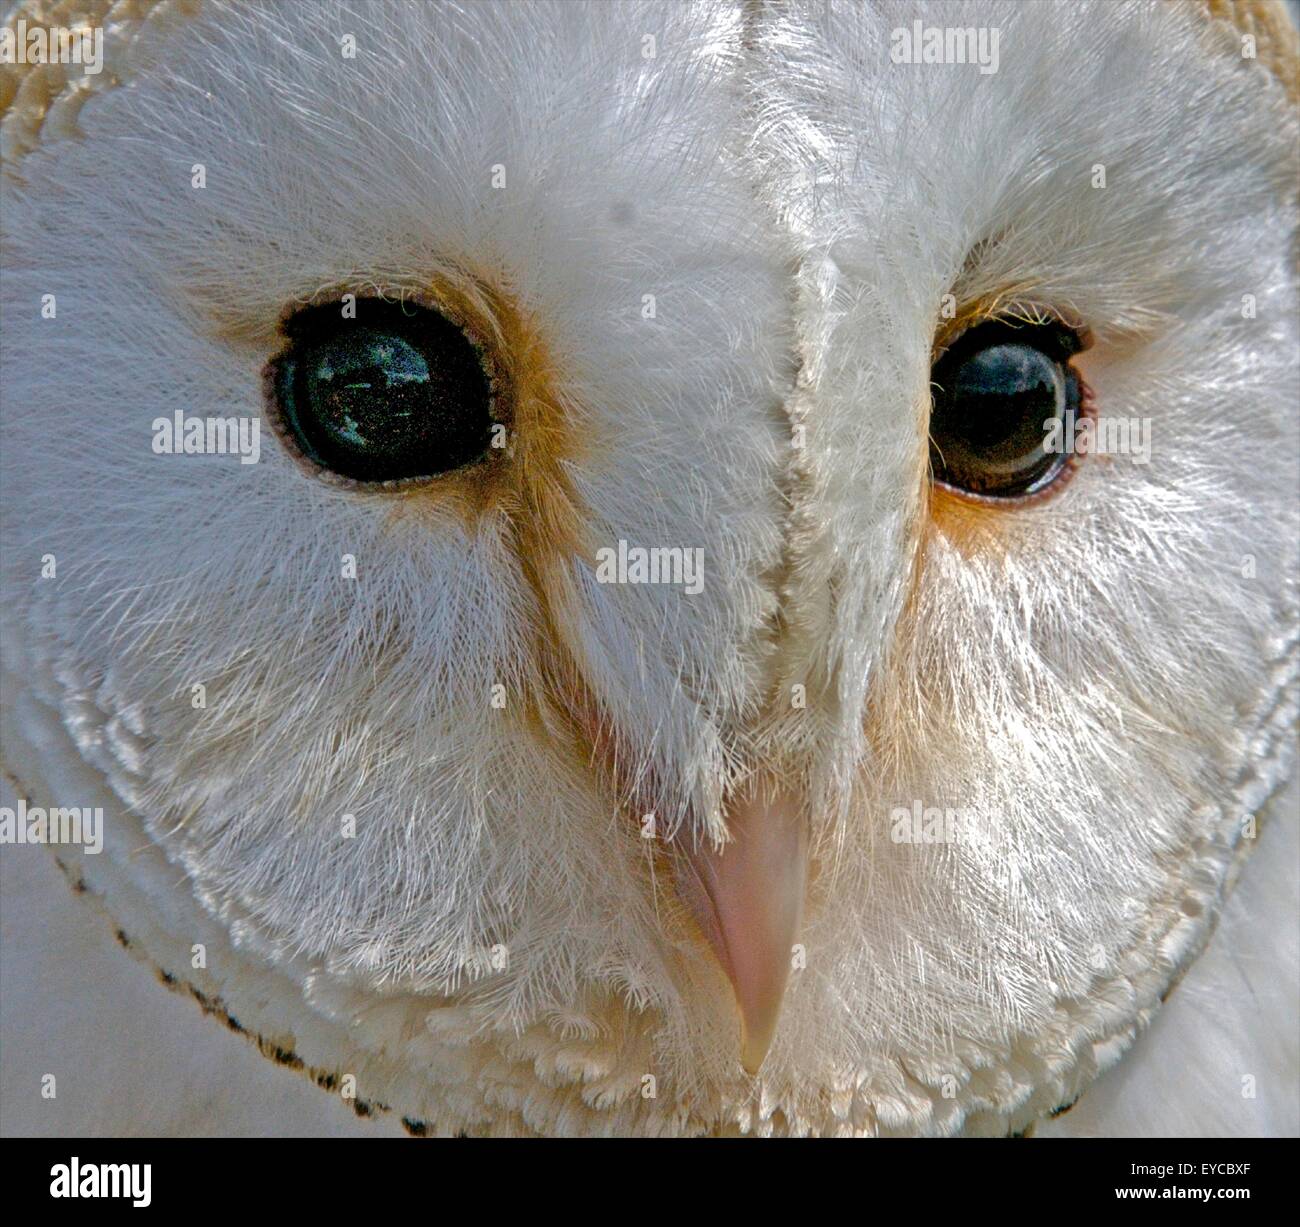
[1,0,1295,1135]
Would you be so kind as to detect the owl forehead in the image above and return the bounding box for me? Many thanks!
[1,0,1295,158]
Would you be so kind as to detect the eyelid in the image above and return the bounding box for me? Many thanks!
[933,304,1093,365]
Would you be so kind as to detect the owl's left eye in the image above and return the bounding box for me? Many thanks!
[929,319,1088,501]
[266,298,497,484]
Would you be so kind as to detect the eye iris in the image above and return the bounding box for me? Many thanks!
[929,322,1081,499]
[271,300,494,482]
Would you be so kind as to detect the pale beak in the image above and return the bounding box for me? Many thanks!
[674,783,808,1074]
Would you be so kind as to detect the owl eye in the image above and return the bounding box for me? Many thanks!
[929,319,1087,500]
[267,298,496,484]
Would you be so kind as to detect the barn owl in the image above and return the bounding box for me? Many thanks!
[0,0,1296,1139]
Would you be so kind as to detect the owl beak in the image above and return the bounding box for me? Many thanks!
[675,783,807,1075]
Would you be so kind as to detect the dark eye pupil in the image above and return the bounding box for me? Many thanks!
[929,321,1081,499]
[270,299,495,482]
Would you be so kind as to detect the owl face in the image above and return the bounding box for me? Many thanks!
[1,0,1296,1136]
